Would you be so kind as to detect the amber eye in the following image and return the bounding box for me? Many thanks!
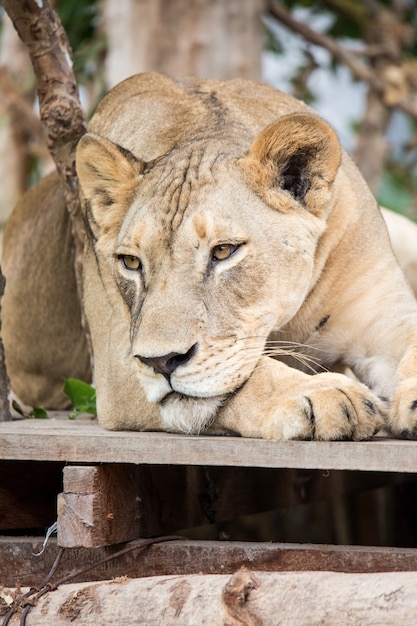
[211,243,239,262]
[120,255,141,271]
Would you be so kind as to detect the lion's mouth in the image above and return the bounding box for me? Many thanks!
[158,391,226,434]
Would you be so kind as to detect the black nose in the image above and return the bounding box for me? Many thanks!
[135,343,197,380]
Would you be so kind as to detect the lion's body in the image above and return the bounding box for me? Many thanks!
[2,173,91,409]
[382,207,417,297]
[3,72,417,439]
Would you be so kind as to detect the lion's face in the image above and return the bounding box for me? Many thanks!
[77,113,340,432]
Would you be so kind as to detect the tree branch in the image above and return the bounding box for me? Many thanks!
[268,0,417,120]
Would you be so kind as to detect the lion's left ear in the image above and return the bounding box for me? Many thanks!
[76,132,145,238]
[241,113,341,216]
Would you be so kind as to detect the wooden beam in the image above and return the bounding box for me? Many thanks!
[1,415,417,472]
[2,537,417,588]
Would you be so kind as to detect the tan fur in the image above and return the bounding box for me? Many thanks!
[382,207,417,298]
[2,173,91,409]
[3,72,417,439]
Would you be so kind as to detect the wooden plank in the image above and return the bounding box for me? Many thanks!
[1,415,417,472]
[2,537,417,588]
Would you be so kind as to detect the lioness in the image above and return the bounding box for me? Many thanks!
[3,72,417,440]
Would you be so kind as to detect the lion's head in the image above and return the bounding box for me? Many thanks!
[76,73,341,433]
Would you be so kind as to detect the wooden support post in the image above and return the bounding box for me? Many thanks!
[57,465,141,548]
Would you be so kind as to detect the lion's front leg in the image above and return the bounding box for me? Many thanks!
[216,357,387,441]
[388,344,417,438]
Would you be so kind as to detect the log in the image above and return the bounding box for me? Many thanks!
[4,569,417,625]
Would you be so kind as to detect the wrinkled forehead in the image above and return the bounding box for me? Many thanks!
[143,141,239,229]
[117,142,250,245]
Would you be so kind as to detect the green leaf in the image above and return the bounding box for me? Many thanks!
[12,400,48,419]
[63,378,97,417]
[29,406,48,419]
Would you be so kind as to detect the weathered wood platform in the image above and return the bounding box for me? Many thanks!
[2,413,417,622]
[1,413,417,472]
[1,414,417,551]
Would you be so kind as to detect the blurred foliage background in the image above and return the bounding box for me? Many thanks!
[1,0,416,224]
[269,0,417,219]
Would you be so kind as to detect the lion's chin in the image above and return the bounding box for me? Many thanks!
[159,393,225,434]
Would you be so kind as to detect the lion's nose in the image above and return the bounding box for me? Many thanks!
[135,343,198,381]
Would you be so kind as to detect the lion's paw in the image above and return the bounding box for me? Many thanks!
[389,378,417,439]
[264,375,388,441]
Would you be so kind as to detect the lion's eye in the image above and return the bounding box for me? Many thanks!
[119,255,141,271]
[211,243,239,262]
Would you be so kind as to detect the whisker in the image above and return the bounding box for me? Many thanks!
[218,334,326,355]
[229,348,327,375]
[254,355,326,376]
[234,344,328,374]
[265,340,327,353]
[264,354,323,374]
[228,341,324,362]
[263,347,324,365]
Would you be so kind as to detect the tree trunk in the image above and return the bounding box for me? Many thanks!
[351,3,404,191]
[102,0,265,88]
[353,88,392,192]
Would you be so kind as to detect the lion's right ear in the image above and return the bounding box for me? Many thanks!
[76,133,144,237]
[241,113,341,218]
